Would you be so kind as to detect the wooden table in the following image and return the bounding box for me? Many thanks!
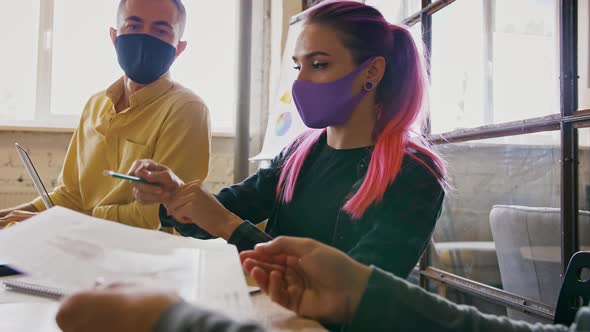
[250,291,326,331]
[0,284,326,331]
[245,274,326,331]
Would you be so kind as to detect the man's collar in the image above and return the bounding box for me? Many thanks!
[106,72,174,111]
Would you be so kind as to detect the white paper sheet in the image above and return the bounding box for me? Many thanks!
[0,206,253,319]
[0,303,61,332]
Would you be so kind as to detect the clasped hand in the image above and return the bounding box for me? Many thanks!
[129,159,241,238]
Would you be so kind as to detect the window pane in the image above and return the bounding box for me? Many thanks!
[577,128,590,311]
[0,1,40,121]
[492,0,559,123]
[576,128,590,254]
[431,132,560,322]
[51,1,119,116]
[365,0,421,23]
[430,0,559,134]
[366,0,423,54]
[430,0,486,133]
[580,0,590,111]
[173,1,239,132]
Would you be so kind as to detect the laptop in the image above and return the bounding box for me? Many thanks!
[14,143,54,209]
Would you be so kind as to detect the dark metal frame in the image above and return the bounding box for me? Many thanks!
[413,0,581,321]
[419,0,433,290]
[559,0,580,276]
[422,267,555,321]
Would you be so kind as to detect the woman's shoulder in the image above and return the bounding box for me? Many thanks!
[398,147,445,185]
[370,147,446,217]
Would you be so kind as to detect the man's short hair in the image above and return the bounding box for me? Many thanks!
[118,0,186,38]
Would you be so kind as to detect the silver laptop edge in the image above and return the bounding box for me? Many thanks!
[14,143,54,209]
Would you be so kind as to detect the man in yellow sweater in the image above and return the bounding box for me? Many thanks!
[0,0,210,230]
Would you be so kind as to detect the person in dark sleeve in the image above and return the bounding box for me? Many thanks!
[128,0,447,277]
[56,237,589,332]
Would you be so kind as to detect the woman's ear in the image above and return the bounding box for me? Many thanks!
[366,56,386,87]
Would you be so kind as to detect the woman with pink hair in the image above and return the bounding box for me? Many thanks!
[130,0,446,278]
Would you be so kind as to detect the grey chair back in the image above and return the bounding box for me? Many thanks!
[490,205,590,322]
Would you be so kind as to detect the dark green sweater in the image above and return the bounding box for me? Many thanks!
[153,267,585,332]
[161,133,444,277]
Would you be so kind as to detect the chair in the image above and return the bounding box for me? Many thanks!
[554,251,590,325]
[489,205,590,322]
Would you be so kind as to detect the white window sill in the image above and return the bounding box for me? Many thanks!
[0,121,236,138]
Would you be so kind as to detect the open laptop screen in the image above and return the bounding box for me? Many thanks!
[14,143,54,209]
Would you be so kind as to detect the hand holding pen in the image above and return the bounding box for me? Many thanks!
[124,159,185,206]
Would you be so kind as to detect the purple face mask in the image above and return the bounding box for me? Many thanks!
[292,58,374,129]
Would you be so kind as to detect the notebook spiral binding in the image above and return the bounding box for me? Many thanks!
[3,280,67,300]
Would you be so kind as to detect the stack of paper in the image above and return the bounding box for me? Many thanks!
[0,206,253,320]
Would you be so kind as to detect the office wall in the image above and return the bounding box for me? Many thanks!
[0,131,234,209]
[280,1,302,56]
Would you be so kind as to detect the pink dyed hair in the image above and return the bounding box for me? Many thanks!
[277,1,446,219]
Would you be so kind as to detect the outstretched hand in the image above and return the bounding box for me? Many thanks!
[240,236,371,323]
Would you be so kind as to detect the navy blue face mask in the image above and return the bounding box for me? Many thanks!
[115,34,177,84]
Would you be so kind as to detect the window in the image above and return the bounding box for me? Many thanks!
[0,0,241,133]
[432,133,561,319]
[430,0,559,134]
[492,0,559,123]
[365,0,421,23]
[173,1,239,133]
[0,1,40,122]
[430,0,487,133]
[50,1,119,117]
[365,0,423,54]
[376,0,584,323]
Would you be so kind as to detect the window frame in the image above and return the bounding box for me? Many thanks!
[302,0,581,320]
[414,0,581,322]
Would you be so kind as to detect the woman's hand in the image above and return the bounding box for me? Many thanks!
[128,159,184,205]
[165,180,243,239]
[240,237,371,323]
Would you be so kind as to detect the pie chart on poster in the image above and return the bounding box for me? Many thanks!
[275,112,292,136]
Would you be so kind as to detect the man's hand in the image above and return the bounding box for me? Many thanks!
[0,209,10,218]
[128,159,184,205]
[165,180,243,239]
[240,237,371,323]
[0,210,38,228]
[56,284,180,332]
[0,203,39,226]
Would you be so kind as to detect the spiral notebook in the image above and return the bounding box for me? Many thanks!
[3,280,66,300]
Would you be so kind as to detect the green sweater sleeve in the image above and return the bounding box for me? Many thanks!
[152,301,266,332]
[348,267,571,332]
